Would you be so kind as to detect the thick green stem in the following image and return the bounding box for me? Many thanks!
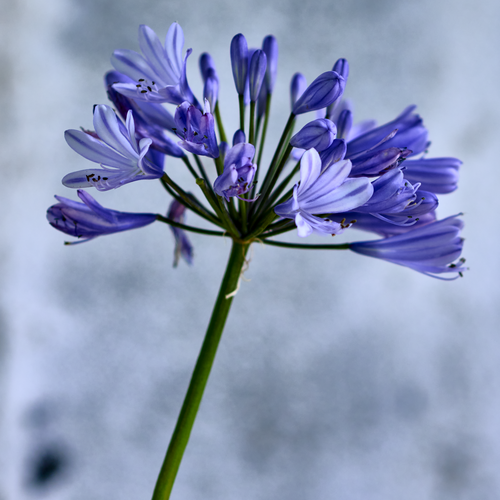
[151,241,250,500]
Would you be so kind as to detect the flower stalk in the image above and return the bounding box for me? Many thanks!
[151,241,250,500]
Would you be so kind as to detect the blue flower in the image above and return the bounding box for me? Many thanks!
[111,23,198,106]
[274,148,373,237]
[47,190,157,243]
[346,105,429,160]
[213,143,256,201]
[353,168,438,226]
[63,105,164,191]
[105,70,185,158]
[402,157,460,194]
[350,215,466,279]
[168,200,193,267]
[173,100,219,158]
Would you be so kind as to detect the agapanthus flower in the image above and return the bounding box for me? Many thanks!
[274,149,373,237]
[173,100,219,158]
[346,105,429,160]
[111,23,198,106]
[47,190,156,243]
[105,70,185,158]
[213,143,256,201]
[167,200,193,267]
[350,215,466,279]
[63,104,164,191]
[50,21,465,285]
[402,157,461,194]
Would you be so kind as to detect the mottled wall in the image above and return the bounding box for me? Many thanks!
[0,0,498,499]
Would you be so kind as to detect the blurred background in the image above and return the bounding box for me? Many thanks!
[0,0,498,499]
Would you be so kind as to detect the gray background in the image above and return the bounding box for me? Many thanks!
[0,0,498,499]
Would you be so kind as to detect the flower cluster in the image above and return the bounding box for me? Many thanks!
[48,22,465,279]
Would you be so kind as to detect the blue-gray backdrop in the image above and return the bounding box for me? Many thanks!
[0,0,498,499]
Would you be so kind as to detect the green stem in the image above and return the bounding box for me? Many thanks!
[193,155,211,186]
[151,241,250,500]
[251,94,272,200]
[182,156,200,180]
[251,113,295,216]
[261,239,350,250]
[160,175,221,227]
[249,101,256,145]
[155,215,226,237]
[196,179,241,237]
[238,94,245,133]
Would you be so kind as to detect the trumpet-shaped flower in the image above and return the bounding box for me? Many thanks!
[274,148,373,237]
[173,100,219,158]
[213,143,256,201]
[47,190,156,243]
[105,70,184,158]
[63,105,163,191]
[402,157,461,194]
[350,215,466,279]
[111,23,197,106]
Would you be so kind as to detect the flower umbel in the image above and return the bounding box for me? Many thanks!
[48,22,466,500]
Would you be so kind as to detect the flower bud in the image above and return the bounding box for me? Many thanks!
[336,109,352,139]
[290,73,307,110]
[249,50,267,102]
[290,118,337,151]
[232,129,246,146]
[262,35,278,93]
[230,34,248,95]
[293,71,346,115]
